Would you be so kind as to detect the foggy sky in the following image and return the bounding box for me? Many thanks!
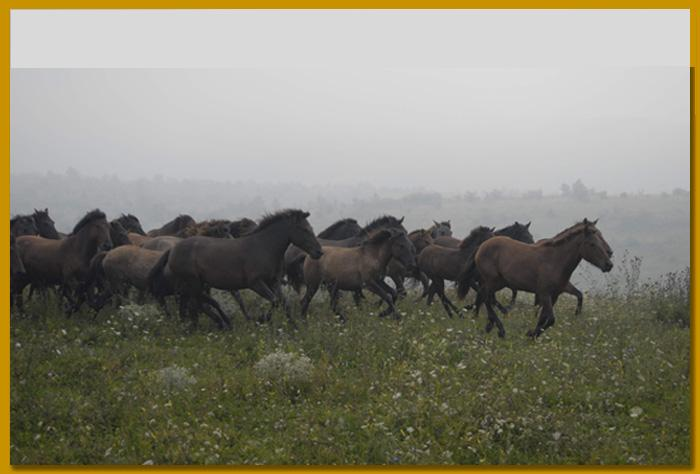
[11,67,688,194]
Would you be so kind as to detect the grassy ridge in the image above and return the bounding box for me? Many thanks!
[10,288,690,465]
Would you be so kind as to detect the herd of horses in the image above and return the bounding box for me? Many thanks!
[10,207,614,338]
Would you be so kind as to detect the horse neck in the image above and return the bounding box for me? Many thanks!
[251,220,294,260]
[547,234,584,281]
[64,227,100,263]
[363,239,394,270]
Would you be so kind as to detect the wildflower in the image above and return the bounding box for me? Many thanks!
[153,365,197,392]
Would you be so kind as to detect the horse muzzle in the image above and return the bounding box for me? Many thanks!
[310,249,323,259]
[603,262,613,273]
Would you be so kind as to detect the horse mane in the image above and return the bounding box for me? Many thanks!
[71,209,106,235]
[408,228,426,237]
[363,228,394,246]
[363,215,403,234]
[317,218,359,239]
[459,226,494,249]
[541,221,590,247]
[253,209,309,234]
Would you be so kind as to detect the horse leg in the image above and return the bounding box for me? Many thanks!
[433,279,454,318]
[200,293,232,329]
[504,288,518,311]
[197,295,228,330]
[366,280,396,319]
[484,291,506,338]
[230,290,251,321]
[390,274,407,299]
[271,281,295,326]
[249,280,277,323]
[329,284,345,322]
[300,282,319,318]
[566,283,584,315]
[528,294,554,338]
[425,280,437,306]
[352,290,364,308]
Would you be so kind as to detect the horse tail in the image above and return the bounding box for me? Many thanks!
[286,254,307,294]
[147,249,171,296]
[456,256,478,300]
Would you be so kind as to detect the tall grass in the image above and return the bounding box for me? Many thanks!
[10,274,690,465]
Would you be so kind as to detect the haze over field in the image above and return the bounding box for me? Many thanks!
[11,67,689,195]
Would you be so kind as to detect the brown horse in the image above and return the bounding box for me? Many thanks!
[147,214,196,237]
[385,229,433,298]
[301,229,416,320]
[15,209,113,313]
[148,209,322,329]
[90,245,171,313]
[461,219,613,338]
[284,215,404,294]
[418,226,495,317]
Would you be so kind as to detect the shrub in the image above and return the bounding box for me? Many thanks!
[644,267,690,328]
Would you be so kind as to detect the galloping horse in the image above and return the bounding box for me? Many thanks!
[385,229,433,298]
[301,228,416,320]
[148,209,322,329]
[15,209,113,313]
[460,219,613,338]
[418,226,495,317]
[284,215,404,294]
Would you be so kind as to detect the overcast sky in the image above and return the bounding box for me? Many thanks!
[10,10,690,194]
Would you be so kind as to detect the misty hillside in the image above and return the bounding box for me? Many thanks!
[10,171,688,289]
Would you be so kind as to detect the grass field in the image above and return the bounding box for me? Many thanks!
[10,273,690,465]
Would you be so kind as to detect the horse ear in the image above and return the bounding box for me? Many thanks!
[592,218,599,225]
[399,216,404,224]
[433,220,439,226]
[302,211,310,219]
[44,208,48,212]
[526,221,531,229]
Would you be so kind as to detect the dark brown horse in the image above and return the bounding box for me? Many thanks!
[301,229,416,320]
[114,213,146,236]
[10,215,38,237]
[32,208,61,239]
[148,209,322,329]
[15,209,113,313]
[460,219,613,338]
[109,220,132,247]
[418,226,495,317]
[385,229,433,298]
[147,214,196,237]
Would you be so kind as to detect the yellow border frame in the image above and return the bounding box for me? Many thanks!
[3,4,697,472]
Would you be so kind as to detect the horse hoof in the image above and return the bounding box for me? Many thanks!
[498,331,506,338]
